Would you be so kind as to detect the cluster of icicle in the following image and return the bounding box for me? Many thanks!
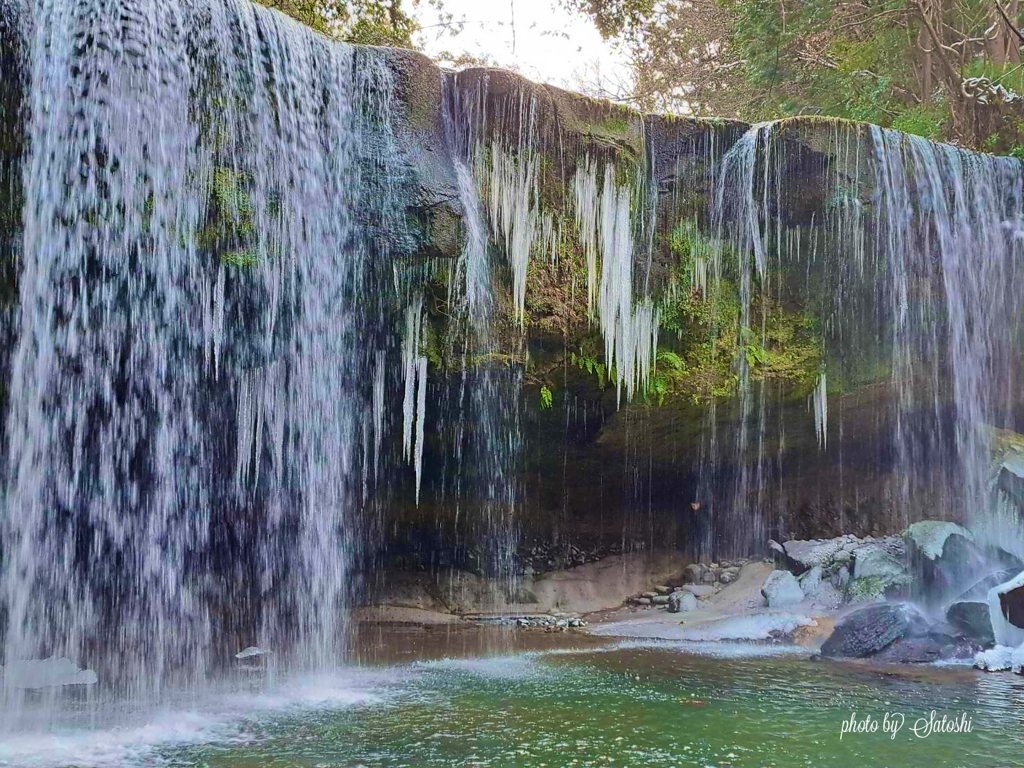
[573,157,660,404]
[484,143,562,322]
[487,144,537,324]
[402,295,428,503]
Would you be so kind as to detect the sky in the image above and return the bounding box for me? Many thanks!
[412,0,628,90]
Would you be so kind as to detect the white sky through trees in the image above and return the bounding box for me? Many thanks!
[413,0,628,89]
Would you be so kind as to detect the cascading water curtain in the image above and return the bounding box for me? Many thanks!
[706,118,1024,559]
[436,72,523,601]
[1,0,399,718]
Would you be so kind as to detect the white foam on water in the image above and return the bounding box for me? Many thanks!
[590,612,816,642]
[0,671,392,768]
[415,654,551,681]
[0,709,248,768]
[612,639,811,658]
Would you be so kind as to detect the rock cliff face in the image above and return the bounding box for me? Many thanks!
[362,48,1024,574]
[1,4,1021,590]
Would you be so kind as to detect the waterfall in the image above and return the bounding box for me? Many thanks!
[706,118,1024,557]
[2,0,1024,733]
[441,72,523,596]
[0,0,408,714]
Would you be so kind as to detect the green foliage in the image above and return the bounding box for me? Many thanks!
[652,217,823,404]
[253,0,419,47]
[656,350,685,372]
[569,349,608,389]
[222,249,259,267]
[744,342,769,367]
[558,0,656,39]
[539,385,554,410]
[964,59,1024,99]
[891,104,946,140]
[643,374,668,406]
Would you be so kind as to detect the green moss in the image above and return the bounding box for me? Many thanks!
[222,249,259,267]
[847,575,887,601]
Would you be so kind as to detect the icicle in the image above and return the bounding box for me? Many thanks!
[571,158,660,404]
[486,143,538,324]
[573,156,600,315]
[812,373,828,450]
[401,295,423,461]
[414,356,428,504]
[539,211,560,263]
[372,349,386,482]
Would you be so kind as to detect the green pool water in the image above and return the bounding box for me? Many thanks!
[4,634,1022,767]
[177,642,1020,767]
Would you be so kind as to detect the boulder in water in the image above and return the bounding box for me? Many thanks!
[820,603,923,658]
[904,521,974,560]
[761,570,804,608]
[904,521,985,599]
[989,570,1024,646]
[945,601,994,646]
[668,591,697,613]
[873,637,947,664]
[1,657,98,689]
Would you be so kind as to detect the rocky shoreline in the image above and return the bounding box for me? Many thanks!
[355,519,1024,678]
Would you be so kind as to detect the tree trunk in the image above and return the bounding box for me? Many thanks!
[990,0,1021,66]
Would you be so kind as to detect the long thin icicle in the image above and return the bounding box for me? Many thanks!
[402,294,423,461]
[812,373,827,449]
[414,356,428,504]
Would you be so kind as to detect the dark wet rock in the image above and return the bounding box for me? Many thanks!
[668,591,697,613]
[945,601,995,646]
[761,570,804,608]
[872,637,947,664]
[904,521,973,561]
[652,595,670,605]
[902,521,1007,603]
[821,603,925,658]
